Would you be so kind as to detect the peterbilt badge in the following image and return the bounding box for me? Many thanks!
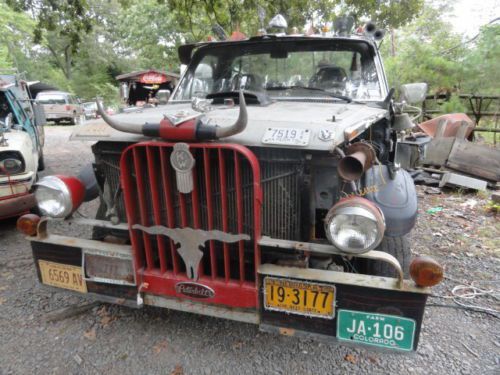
[133,224,250,280]
[175,282,215,299]
[170,143,195,194]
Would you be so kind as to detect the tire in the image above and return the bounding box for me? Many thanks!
[38,152,45,171]
[364,235,411,278]
[69,116,76,125]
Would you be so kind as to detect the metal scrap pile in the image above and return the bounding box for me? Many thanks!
[397,113,500,192]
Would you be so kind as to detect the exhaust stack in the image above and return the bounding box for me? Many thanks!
[337,142,376,181]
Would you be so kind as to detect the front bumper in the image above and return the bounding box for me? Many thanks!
[0,193,36,219]
[45,113,74,121]
[24,217,430,352]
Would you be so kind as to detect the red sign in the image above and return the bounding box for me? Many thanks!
[139,72,167,84]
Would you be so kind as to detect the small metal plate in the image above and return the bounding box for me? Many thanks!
[262,127,310,146]
[264,277,335,319]
[39,260,87,293]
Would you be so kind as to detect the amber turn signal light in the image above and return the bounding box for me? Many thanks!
[409,256,444,287]
[16,214,41,236]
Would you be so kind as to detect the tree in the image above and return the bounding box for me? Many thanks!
[164,0,424,41]
[461,24,500,95]
[380,1,465,93]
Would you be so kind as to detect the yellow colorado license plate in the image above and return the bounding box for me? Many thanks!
[264,277,335,319]
[39,260,87,293]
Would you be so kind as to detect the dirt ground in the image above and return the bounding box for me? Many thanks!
[0,126,499,375]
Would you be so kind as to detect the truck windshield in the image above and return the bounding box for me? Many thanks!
[174,39,384,102]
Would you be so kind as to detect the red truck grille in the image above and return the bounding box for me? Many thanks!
[120,142,262,308]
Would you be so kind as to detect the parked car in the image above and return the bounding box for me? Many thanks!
[83,101,98,120]
[0,72,45,219]
[36,91,83,125]
[18,18,443,353]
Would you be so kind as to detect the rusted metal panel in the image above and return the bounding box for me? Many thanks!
[0,192,36,219]
[258,263,428,294]
[418,113,475,138]
[423,138,455,166]
[259,237,405,288]
[446,139,500,182]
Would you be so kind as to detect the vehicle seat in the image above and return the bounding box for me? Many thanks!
[309,66,348,91]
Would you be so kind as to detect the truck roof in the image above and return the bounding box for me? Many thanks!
[178,34,378,65]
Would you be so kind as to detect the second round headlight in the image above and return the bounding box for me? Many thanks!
[325,197,385,254]
[34,175,85,218]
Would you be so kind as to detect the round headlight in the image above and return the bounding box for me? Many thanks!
[325,197,385,254]
[0,157,24,174]
[35,175,85,218]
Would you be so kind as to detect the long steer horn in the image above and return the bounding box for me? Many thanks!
[96,91,247,141]
[96,99,144,134]
[213,90,248,138]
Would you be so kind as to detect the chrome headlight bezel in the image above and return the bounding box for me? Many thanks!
[324,197,385,254]
[35,176,74,218]
[0,151,25,175]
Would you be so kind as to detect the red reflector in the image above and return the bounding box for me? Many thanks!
[65,105,71,111]
[410,256,444,287]
[17,214,41,236]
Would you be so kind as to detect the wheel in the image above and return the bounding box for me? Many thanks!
[69,115,76,125]
[363,235,411,278]
[37,152,45,171]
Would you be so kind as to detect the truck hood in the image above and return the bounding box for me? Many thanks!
[71,101,388,151]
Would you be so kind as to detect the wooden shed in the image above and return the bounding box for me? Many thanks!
[116,70,180,106]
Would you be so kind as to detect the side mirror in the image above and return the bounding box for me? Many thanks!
[400,83,428,104]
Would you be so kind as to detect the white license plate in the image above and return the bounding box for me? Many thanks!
[262,127,310,146]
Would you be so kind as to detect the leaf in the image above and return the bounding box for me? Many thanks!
[152,340,168,354]
[170,365,184,375]
[344,354,356,364]
[100,316,112,326]
[83,327,96,341]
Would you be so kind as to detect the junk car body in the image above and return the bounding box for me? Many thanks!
[19,26,443,352]
[0,72,45,219]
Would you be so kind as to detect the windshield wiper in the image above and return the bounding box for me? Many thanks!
[267,85,352,103]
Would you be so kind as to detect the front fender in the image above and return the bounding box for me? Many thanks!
[362,165,417,237]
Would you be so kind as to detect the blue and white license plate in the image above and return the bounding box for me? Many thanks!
[262,127,310,146]
[337,310,416,351]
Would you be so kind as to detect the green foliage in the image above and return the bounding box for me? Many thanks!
[2,0,497,109]
[461,24,500,95]
[381,2,465,92]
[117,0,183,71]
[440,94,466,114]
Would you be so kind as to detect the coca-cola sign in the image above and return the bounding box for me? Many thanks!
[139,72,167,84]
[175,282,215,299]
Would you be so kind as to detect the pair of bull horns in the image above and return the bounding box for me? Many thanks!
[95,91,248,140]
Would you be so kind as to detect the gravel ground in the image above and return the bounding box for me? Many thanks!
[0,126,499,375]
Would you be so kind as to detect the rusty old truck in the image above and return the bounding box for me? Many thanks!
[18,21,443,352]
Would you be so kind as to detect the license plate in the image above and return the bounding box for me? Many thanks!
[264,277,335,319]
[337,310,416,351]
[38,260,87,293]
[262,127,310,146]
